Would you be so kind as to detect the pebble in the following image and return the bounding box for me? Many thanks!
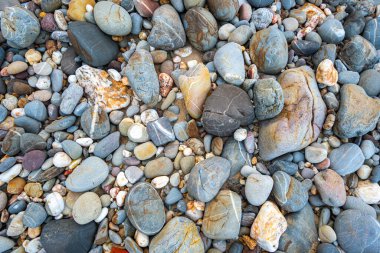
[358,69,380,97]
[145,157,173,178]
[329,143,365,176]
[354,180,380,204]
[23,203,47,228]
[93,131,120,158]
[251,8,273,30]
[94,1,132,36]
[245,173,273,206]
[283,17,299,31]
[147,117,175,146]
[65,157,109,192]
[305,145,327,163]
[0,236,15,252]
[314,169,346,207]
[208,0,238,21]
[125,182,166,235]
[317,18,345,44]
[187,157,231,202]
[45,192,64,216]
[253,78,284,120]
[61,140,82,159]
[319,225,337,243]
[73,192,102,224]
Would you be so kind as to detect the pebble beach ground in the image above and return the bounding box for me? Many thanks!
[0,0,380,252]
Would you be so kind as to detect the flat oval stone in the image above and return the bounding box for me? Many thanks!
[222,137,250,177]
[62,140,82,160]
[1,7,40,48]
[61,47,80,75]
[41,0,62,12]
[68,21,119,67]
[150,217,204,252]
[60,83,83,115]
[73,192,102,225]
[22,150,47,171]
[24,100,47,122]
[65,157,109,192]
[0,236,15,253]
[133,141,157,160]
[250,26,288,74]
[146,117,175,146]
[80,107,110,140]
[125,50,160,106]
[184,7,218,52]
[245,173,273,206]
[125,182,165,235]
[214,42,245,86]
[45,116,77,133]
[41,219,97,253]
[317,18,345,44]
[329,143,365,176]
[147,5,186,51]
[202,190,242,240]
[187,156,231,202]
[314,169,346,207]
[23,202,47,228]
[93,131,120,159]
[202,85,255,136]
[94,1,132,36]
[358,69,380,97]
[208,0,239,21]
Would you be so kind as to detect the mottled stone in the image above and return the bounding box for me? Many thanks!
[94,1,132,36]
[23,203,47,228]
[202,190,241,239]
[147,5,186,50]
[73,192,102,225]
[222,137,250,177]
[150,217,204,253]
[147,117,175,146]
[314,169,346,206]
[208,0,239,21]
[80,106,110,140]
[2,127,24,156]
[259,66,326,161]
[250,26,288,74]
[125,182,165,235]
[125,50,160,106]
[68,21,119,67]
[179,63,211,119]
[202,85,255,136]
[253,78,284,120]
[251,8,273,30]
[133,0,159,17]
[334,84,380,138]
[251,201,287,252]
[1,7,40,48]
[339,35,378,73]
[187,157,231,202]
[41,219,97,253]
[317,18,345,44]
[66,157,109,192]
[316,59,338,86]
[272,171,309,212]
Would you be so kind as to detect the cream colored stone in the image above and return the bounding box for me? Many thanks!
[354,180,380,204]
[316,59,338,86]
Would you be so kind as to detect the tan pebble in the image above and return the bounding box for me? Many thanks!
[28,227,41,239]
[7,61,28,75]
[25,49,42,65]
[68,0,95,21]
[316,59,338,86]
[24,183,43,198]
[7,177,26,195]
[211,137,223,156]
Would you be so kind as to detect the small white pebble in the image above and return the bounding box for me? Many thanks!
[116,172,129,187]
[95,207,108,223]
[170,172,180,187]
[53,152,72,168]
[357,165,372,180]
[52,51,62,64]
[151,176,169,189]
[11,108,25,118]
[116,191,128,207]
[107,69,121,81]
[135,231,149,247]
[183,147,193,156]
[85,4,93,12]
[123,150,132,158]
[76,137,93,147]
[234,128,247,142]
[68,75,77,84]
[187,60,198,68]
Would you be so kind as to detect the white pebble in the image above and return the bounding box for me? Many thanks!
[187,60,198,68]
[107,69,121,81]
[140,109,159,125]
[357,165,372,180]
[76,137,93,147]
[135,231,149,247]
[24,238,43,253]
[0,164,22,185]
[151,176,169,189]
[123,150,132,157]
[85,4,93,12]
[170,172,180,187]
[36,76,51,90]
[11,108,25,118]
[52,51,62,65]
[68,75,77,84]
[41,157,54,170]
[183,147,193,156]
[53,152,72,168]
[45,192,65,216]
[116,172,129,187]
[2,94,18,110]
[95,207,108,222]
[234,128,248,142]
[116,191,128,207]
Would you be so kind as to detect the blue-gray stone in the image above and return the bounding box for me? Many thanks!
[0,104,7,123]
[130,13,142,35]
[62,140,82,160]
[147,5,186,50]
[360,140,376,159]
[51,92,62,106]
[317,19,345,44]
[1,7,40,48]
[41,219,97,253]
[8,200,27,214]
[1,127,24,156]
[20,133,46,153]
[222,137,250,177]
[247,0,274,7]
[23,203,47,228]
[329,143,364,176]
[291,39,320,56]
[184,7,218,52]
[114,209,127,225]
[125,49,160,106]
[51,69,64,92]
[250,26,288,74]
[334,209,380,253]
[208,0,238,21]
[187,156,231,202]
[125,182,166,235]
[269,160,298,176]
[126,104,139,117]
[41,0,62,12]
[14,116,41,133]
[363,17,380,50]
[344,11,366,39]
[121,0,134,12]
[279,204,318,253]
[68,21,119,67]
[74,102,89,117]
[24,100,47,122]
[214,42,245,86]
[147,117,175,146]
[339,35,378,73]
[0,157,16,172]
[165,188,183,205]
[251,8,273,30]
[338,70,360,84]
[0,236,15,253]
[176,200,187,213]
[173,121,189,142]
[228,25,253,45]
[370,165,380,183]
[281,0,295,10]
[317,243,339,253]
[80,107,110,140]
[170,0,185,12]
[312,44,336,67]
[60,83,83,115]
[66,157,109,192]
[343,196,377,218]
[272,171,309,212]
[359,69,380,96]
[124,237,143,253]
[93,131,120,159]
[253,78,284,120]
[334,84,380,138]
[45,116,77,133]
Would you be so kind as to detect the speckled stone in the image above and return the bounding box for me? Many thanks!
[208,0,239,21]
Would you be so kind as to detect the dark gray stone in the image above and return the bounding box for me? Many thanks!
[125,49,160,106]
[80,107,110,140]
[20,133,46,153]
[247,0,274,7]
[202,85,254,136]
[125,182,166,235]
[68,21,119,67]
[14,116,41,133]
[291,39,320,56]
[253,78,284,120]
[147,5,186,50]
[147,117,175,146]
[41,0,62,12]
[60,83,84,115]
[23,203,47,228]
[41,219,97,253]
[222,138,250,177]
[93,131,120,159]
[24,100,47,122]
[312,44,336,68]
[1,127,24,156]
[61,47,80,75]
[187,156,231,202]
[45,116,77,133]
[329,143,364,176]
[358,69,380,96]
[317,18,345,43]
[344,11,366,39]
[269,160,298,175]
